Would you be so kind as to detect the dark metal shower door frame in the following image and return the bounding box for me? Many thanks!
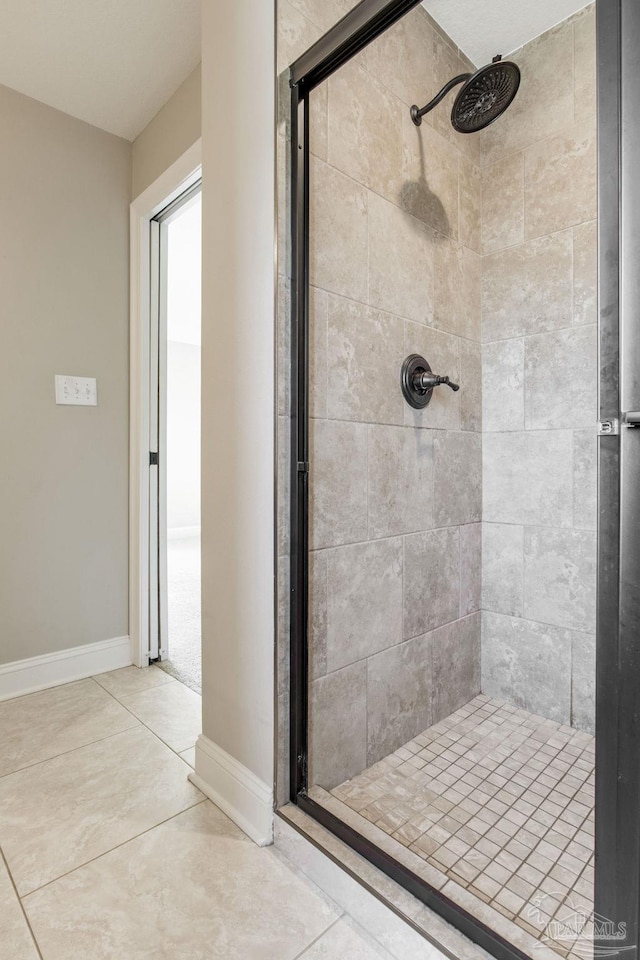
[596,1,640,958]
[288,2,637,959]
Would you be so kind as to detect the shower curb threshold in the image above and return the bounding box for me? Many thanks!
[311,786,567,960]
[276,803,495,960]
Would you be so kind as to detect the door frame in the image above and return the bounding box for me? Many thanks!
[129,141,202,668]
[288,2,635,960]
[596,1,640,955]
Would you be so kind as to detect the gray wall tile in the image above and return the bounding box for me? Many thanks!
[309,156,368,302]
[481,154,524,255]
[400,111,459,239]
[483,432,574,528]
[368,425,434,539]
[482,612,572,724]
[278,416,290,557]
[524,122,597,240]
[459,156,481,254]
[404,527,460,639]
[460,523,482,617]
[574,5,597,129]
[573,221,597,326]
[571,630,595,735]
[277,555,291,698]
[277,130,292,278]
[573,429,597,531]
[479,20,574,166]
[309,419,368,549]
[434,432,482,526]
[524,527,597,633]
[366,633,432,765]
[327,295,405,425]
[523,431,574,528]
[309,75,328,161]
[309,550,328,680]
[310,662,367,789]
[524,326,597,430]
[460,337,482,433]
[278,0,323,73]
[483,432,526,525]
[369,193,435,325]
[482,339,524,432]
[432,613,481,722]
[309,286,328,419]
[277,277,291,418]
[364,7,433,110]
[434,239,481,342]
[328,57,402,200]
[326,539,403,673]
[482,231,573,342]
[285,0,362,34]
[482,523,524,617]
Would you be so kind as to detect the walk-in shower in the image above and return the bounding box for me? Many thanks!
[277,1,638,960]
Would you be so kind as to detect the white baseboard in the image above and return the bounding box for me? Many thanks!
[189,735,273,846]
[0,636,132,702]
[167,525,200,541]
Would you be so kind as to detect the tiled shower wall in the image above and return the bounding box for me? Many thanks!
[276,2,598,804]
[276,0,365,805]
[478,6,597,735]
[304,8,486,791]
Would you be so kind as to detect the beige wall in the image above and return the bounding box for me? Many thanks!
[0,83,131,665]
[199,0,275,787]
[132,64,201,199]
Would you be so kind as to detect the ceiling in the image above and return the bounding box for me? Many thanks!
[0,0,200,141]
[422,0,591,66]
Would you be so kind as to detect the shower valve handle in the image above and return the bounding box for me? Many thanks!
[415,371,460,393]
[401,355,460,409]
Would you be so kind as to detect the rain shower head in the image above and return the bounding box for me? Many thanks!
[410,55,520,133]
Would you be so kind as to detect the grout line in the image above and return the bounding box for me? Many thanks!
[313,151,477,258]
[0,719,141,784]
[328,696,594,943]
[19,798,209,901]
[290,916,344,960]
[0,845,44,960]
[318,611,481,682]
[311,519,594,562]
[481,216,597,259]
[95,677,201,761]
[312,281,483,346]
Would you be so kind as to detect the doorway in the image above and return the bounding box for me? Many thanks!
[149,183,202,692]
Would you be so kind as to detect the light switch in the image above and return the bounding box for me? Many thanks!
[55,375,98,406]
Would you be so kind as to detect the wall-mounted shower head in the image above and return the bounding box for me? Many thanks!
[410,55,520,134]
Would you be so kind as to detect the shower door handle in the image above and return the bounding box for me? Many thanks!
[623,412,640,427]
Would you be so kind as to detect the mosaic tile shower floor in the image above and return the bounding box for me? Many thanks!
[325,695,595,960]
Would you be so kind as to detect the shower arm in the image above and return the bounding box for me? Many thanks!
[410,74,472,126]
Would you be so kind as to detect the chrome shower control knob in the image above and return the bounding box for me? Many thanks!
[401,355,460,409]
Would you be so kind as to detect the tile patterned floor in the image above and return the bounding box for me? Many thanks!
[0,669,389,960]
[330,695,595,960]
